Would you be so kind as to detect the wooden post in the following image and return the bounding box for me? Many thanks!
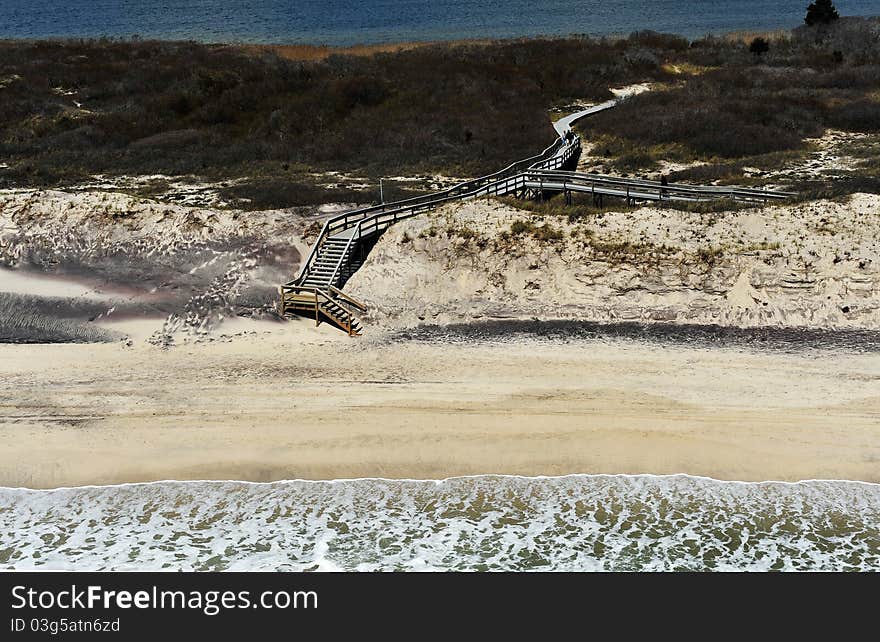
[315,292,320,327]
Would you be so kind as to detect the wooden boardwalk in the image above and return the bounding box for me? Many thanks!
[279,98,792,335]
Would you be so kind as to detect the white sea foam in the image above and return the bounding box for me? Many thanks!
[0,475,877,571]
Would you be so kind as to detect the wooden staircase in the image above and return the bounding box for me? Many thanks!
[279,284,367,336]
[280,135,585,335]
[300,236,355,289]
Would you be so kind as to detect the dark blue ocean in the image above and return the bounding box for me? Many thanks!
[1,0,878,45]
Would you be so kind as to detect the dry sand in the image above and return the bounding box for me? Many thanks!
[0,318,878,488]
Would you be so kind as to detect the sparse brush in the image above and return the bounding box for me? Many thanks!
[507,218,564,243]
[532,223,564,242]
[580,25,880,175]
[659,199,755,214]
[696,246,725,264]
[509,219,533,235]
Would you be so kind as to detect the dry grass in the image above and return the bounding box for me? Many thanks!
[247,39,497,61]
[578,19,880,195]
[659,62,716,75]
[722,29,792,44]
[247,42,435,61]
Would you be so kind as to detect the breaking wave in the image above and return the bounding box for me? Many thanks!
[1,474,878,571]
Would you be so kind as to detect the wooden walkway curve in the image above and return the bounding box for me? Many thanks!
[279,95,792,335]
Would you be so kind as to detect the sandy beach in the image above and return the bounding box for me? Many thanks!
[2,185,879,488]
[1,318,878,488]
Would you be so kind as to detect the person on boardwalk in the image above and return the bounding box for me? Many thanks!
[660,174,669,199]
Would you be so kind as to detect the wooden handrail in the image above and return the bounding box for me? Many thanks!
[297,113,791,285]
[294,143,790,290]
[527,169,795,199]
[326,138,580,258]
[316,287,360,336]
[325,226,359,289]
[522,170,794,202]
[328,285,368,312]
[294,136,579,285]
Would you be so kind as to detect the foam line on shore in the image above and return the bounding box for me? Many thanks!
[4,472,879,493]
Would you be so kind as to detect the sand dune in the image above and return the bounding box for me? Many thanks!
[348,195,880,330]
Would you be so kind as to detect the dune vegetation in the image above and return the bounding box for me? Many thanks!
[1,17,878,207]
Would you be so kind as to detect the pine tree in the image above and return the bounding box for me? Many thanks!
[805,0,840,27]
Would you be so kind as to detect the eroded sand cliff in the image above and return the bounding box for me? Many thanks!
[348,195,880,331]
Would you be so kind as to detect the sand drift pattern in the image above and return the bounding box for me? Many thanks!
[1,475,877,571]
[0,292,118,343]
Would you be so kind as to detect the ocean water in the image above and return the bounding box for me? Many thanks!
[1,0,878,45]
[1,475,878,571]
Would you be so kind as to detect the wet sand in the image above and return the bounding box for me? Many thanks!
[1,319,878,488]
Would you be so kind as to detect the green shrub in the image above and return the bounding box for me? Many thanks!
[533,223,564,242]
[510,219,536,235]
[749,38,770,57]
[697,246,725,264]
[508,219,563,242]
[447,225,479,241]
